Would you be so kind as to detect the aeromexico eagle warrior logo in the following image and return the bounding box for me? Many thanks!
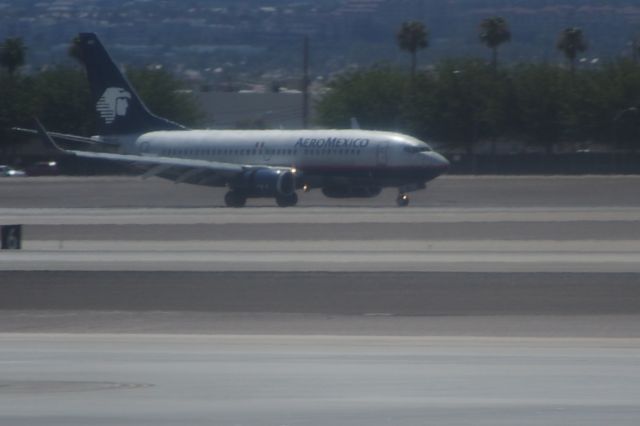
[96,87,132,124]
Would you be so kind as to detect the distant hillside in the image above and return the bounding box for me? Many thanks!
[1,0,638,76]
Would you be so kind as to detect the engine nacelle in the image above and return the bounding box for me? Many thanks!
[237,168,295,197]
[322,185,382,198]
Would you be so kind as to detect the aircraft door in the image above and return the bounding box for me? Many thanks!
[376,141,388,166]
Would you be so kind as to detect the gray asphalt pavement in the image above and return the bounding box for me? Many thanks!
[1,175,639,208]
[0,176,639,314]
[1,176,639,425]
[1,271,639,315]
[2,311,639,338]
[17,220,640,240]
[1,334,639,426]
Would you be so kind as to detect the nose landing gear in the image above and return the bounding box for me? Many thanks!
[396,183,424,207]
[396,192,410,207]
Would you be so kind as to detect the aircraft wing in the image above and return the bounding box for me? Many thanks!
[64,149,244,177]
[33,119,272,181]
[13,127,120,146]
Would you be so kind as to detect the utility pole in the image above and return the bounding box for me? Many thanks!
[302,35,310,129]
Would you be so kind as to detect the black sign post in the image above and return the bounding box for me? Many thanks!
[1,225,22,249]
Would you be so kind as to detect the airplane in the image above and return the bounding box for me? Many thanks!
[29,32,449,207]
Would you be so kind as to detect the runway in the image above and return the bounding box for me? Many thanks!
[1,175,639,425]
[1,175,640,208]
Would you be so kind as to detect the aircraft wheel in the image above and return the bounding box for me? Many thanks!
[224,190,247,208]
[276,192,298,207]
[396,193,410,207]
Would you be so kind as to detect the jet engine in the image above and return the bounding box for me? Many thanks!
[236,168,296,197]
[322,185,382,198]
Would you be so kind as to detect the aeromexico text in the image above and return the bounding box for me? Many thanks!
[294,137,370,149]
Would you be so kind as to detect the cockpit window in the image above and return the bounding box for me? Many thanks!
[404,145,433,153]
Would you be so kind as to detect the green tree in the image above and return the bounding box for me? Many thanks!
[315,66,407,130]
[424,59,511,154]
[511,64,566,153]
[0,74,36,148]
[557,27,588,74]
[595,60,640,151]
[479,17,511,69]
[32,67,94,135]
[0,37,27,76]
[396,21,429,78]
[126,67,203,127]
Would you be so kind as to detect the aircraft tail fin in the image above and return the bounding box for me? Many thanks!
[73,33,186,135]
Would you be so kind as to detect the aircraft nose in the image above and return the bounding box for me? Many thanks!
[428,152,450,174]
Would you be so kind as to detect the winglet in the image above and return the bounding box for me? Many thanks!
[34,119,70,154]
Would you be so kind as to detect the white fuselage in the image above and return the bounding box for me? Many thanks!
[118,129,448,186]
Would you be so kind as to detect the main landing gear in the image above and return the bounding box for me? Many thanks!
[224,190,247,208]
[396,192,410,207]
[224,190,299,208]
[275,192,298,207]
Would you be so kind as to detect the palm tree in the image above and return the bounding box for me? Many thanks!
[397,21,429,78]
[0,37,26,76]
[557,27,588,74]
[479,17,511,69]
